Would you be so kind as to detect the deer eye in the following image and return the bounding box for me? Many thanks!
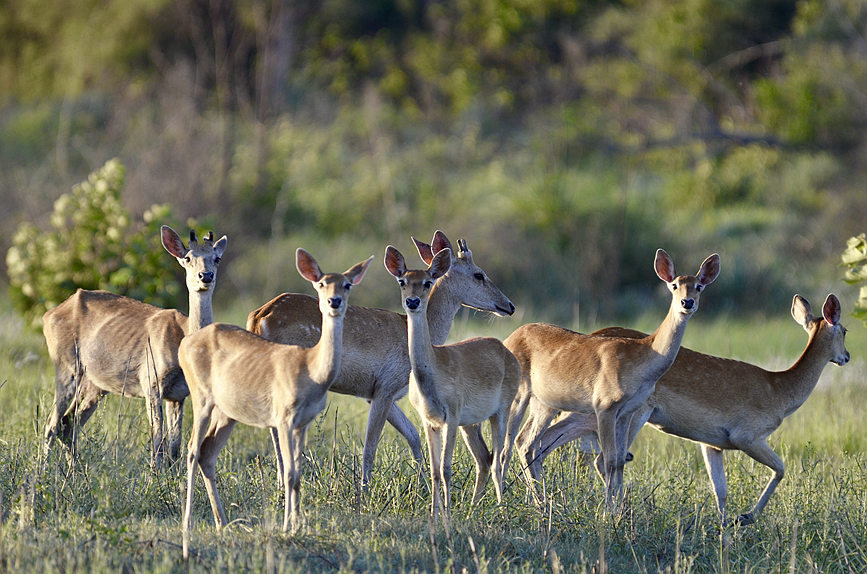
[423,280,434,289]
[183,256,191,263]
[398,279,406,287]
[473,272,484,282]
[214,256,221,264]
[344,282,352,290]
[695,284,703,292]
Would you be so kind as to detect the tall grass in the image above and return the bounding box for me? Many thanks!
[1,300,865,572]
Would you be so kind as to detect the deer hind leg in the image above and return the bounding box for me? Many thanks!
[386,401,425,476]
[460,424,492,505]
[736,440,785,525]
[700,444,728,524]
[165,399,184,463]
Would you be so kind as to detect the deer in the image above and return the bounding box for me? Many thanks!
[42,226,227,468]
[531,293,849,526]
[246,231,515,488]
[504,249,720,505]
[384,245,521,519]
[179,249,372,558]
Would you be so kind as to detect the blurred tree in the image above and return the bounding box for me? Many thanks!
[842,234,867,326]
[5,159,183,329]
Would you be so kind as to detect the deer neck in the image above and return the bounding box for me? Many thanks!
[426,276,461,345]
[187,289,215,335]
[645,305,690,373]
[406,308,438,390]
[776,327,830,412]
[308,311,344,386]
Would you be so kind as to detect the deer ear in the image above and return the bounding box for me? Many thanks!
[791,294,813,328]
[296,248,324,283]
[429,248,452,280]
[697,253,720,286]
[654,249,676,283]
[412,236,434,265]
[161,225,188,258]
[822,294,841,326]
[431,230,452,255]
[213,235,228,258]
[345,255,374,286]
[384,245,407,279]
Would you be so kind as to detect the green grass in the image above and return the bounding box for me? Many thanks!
[1,301,866,572]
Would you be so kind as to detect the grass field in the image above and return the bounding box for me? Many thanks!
[1,300,865,573]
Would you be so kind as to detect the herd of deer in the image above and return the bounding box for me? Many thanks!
[39,225,850,558]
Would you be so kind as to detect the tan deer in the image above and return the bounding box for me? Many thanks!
[505,249,720,504]
[179,249,372,557]
[384,245,521,519]
[247,231,514,487]
[533,293,849,525]
[42,226,227,468]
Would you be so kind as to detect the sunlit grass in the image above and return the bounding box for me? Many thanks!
[1,300,865,571]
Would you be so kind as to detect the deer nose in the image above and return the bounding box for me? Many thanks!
[405,297,421,310]
[199,271,214,283]
[681,298,694,310]
[328,297,342,309]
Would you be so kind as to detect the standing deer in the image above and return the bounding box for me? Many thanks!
[384,245,521,519]
[42,226,227,468]
[247,231,514,487]
[533,293,849,525]
[180,249,372,558]
[505,249,719,504]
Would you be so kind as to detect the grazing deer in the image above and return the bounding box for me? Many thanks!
[533,293,849,525]
[180,249,372,557]
[505,249,720,504]
[384,245,521,519]
[42,226,227,468]
[247,231,514,487]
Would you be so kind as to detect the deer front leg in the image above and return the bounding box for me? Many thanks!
[515,398,558,501]
[488,409,510,504]
[144,376,166,470]
[288,424,308,533]
[165,399,184,462]
[459,424,492,505]
[440,421,459,519]
[595,407,622,505]
[423,422,444,519]
[361,396,394,489]
[198,411,236,529]
[700,444,728,524]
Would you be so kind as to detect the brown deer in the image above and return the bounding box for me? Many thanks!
[247,231,514,487]
[532,293,849,525]
[505,249,719,504]
[42,226,227,468]
[384,245,521,518]
[179,249,372,558]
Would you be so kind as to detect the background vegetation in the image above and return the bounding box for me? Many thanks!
[2,0,866,324]
[2,1,867,571]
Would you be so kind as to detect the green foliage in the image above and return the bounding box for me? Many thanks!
[841,233,867,326]
[5,159,181,329]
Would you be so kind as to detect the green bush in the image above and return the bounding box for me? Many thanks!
[842,233,867,326]
[5,158,181,330]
